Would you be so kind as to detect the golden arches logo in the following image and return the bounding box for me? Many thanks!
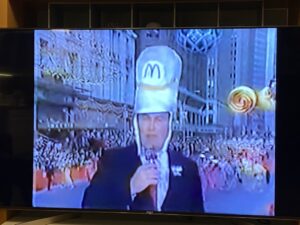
[143,62,162,79]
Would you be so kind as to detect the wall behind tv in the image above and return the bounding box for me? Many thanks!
[0,0,300,28]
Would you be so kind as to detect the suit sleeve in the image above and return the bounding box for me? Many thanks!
[190,161,205,213]
[81,151,132,210]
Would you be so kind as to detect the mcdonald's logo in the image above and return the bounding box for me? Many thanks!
[144,63,161,79]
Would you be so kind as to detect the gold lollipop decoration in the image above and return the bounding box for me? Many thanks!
[256,86,276,111]
[228,86,276,113]
[228,86,257,113]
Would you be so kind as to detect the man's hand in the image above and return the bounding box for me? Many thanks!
[130,164,159,195]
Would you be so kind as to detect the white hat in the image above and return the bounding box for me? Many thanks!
[133,46,182,155]
[134,46,182,114]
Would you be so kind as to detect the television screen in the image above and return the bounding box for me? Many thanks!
[32,29,276,216]
[1,27,300,219]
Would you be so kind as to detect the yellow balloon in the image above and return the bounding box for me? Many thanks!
[228,86,257,113]
[256,87,276,111]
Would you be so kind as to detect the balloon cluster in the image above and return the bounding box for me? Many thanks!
[228,86,275,113]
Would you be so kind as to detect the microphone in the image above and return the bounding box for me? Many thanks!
[144,148,158,210]
[145,148,157,164]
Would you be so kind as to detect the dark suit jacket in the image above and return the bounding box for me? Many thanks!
[82,143,204,213]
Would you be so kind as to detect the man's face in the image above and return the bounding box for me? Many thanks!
[137,112,169,152]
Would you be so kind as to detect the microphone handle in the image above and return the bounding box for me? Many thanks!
[148,184,157,210]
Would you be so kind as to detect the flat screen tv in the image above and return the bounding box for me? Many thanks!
[0,27,300,219]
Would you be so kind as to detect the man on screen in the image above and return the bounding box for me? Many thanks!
[81,46,204,213]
